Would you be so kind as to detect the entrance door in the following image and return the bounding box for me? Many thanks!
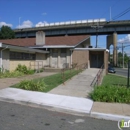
[90,54,103,68]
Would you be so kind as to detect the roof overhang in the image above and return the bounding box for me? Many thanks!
[74,36,90,47]
[71,48,109,52]
[0,42,49,53]
[29,45,74,49]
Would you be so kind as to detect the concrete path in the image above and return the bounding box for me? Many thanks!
[0,72,57,89]
[49,68,99,98]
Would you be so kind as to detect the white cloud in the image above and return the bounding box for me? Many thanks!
[17,20,33,28]
[0,22,13,27]
[35,21,48,27]
[42,12,47,15]
[118,34,130,43]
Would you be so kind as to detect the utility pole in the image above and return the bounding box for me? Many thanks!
[91,22,103,48]
[122,43,124,68]
[19,17,21,29]
[110,7,112,21]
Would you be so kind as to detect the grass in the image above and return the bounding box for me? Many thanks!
[101,74,128,86]
[90,74,130,103]
[11,69,82,92]
[90,85,130,103]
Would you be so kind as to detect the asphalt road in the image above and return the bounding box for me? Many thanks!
[0,101,119,130]
[114,68,128,77]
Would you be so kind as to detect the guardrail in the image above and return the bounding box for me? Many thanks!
[61,63,88,84]
[90,64,104,87]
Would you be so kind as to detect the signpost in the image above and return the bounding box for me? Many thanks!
[127,60,130,88]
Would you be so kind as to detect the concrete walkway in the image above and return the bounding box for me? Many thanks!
[49,69,99,98]
[0,88,129,121]
[0,72,57,89]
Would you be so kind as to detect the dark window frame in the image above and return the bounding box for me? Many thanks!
[10,51,36,60]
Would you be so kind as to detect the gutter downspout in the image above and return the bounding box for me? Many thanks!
[0,46,8,72]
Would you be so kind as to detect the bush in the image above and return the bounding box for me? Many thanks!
[0,70,24,78]
[90,86,130,103]
[15,64,28,74]
[14,79,46,92]
[15,64,35,75]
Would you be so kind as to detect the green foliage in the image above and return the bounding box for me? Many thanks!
[12,69,81,92]
[0,64,35,78]
[90,86,130,103]
[43,69,81,92]
[14,79,46,92]
[15,64,28,74]
[15,64,35,74]
[118,52,129,64]
[102,74,127,86]
[0,26,15,39]
[0,70,24,78]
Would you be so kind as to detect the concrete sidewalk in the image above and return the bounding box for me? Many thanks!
[0,88,129,121]
[0,72,57,89]
[49,68,99,98]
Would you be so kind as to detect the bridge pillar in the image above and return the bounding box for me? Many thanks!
[107,32,117,66]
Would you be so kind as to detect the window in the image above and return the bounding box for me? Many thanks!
[61,49,66,53]
[52,48,58,53]
[10,51,36,60]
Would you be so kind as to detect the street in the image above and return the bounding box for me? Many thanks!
[0,101,119,130]
[115,68,128,77]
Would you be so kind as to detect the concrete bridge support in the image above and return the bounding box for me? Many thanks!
[107,32,117,66]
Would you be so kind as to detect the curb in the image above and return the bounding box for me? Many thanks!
[0,97,91,117]
[0,96,130,122]
[91,112,130,121]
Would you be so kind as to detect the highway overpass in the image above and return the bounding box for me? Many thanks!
[14,20,130,38]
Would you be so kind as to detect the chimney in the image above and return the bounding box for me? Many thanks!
[36,31,45,45]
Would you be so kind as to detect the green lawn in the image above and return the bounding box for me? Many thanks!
[90,74,130,103]
[101,74,128,86]
[11,69,82,92]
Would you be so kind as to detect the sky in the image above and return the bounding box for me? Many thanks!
[0,0,130,55]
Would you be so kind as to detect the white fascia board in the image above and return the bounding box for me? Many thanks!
[71,48,109,52]
[1,43,49,53]
[29,45,74,48]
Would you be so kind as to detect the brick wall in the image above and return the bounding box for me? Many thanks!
[72,50,88,66]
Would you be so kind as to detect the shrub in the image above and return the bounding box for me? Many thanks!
[90,86,130,103]
[15,79,46,92]
[0,70,24,78]
[15,64,35,75]
[15,64,28,74]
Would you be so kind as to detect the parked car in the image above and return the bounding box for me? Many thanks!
[108,67,116,73]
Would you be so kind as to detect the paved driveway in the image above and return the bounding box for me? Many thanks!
[48,69,99,98]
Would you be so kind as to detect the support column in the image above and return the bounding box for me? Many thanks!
[66,49,70,68]
[70,50,72,68]
[49,49,52,67]
[88,51,90,69]
[57,49,61,68]
[113,32,117,66]
[106,32,117,66]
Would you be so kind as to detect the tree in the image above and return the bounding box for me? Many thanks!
[0,26,15,39]
[118,52,129,64]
